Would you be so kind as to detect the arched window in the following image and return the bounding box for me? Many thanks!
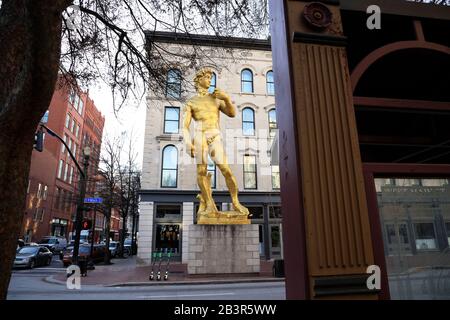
[208,72,217,94]
[268,109,277,138]
[266,70,274,95]
[241,69,254,93]
[161,145,178,187]
[242,108,255,136]
[166,69,182,98]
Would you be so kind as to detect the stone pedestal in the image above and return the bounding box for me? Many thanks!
[187,224,260,274]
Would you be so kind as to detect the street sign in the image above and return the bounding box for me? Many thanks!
[84,197,103,204]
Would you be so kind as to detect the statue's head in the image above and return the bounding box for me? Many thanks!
[194,68,213,91]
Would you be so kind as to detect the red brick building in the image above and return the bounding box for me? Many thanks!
[79,91,108,243]
[22,77,105,243]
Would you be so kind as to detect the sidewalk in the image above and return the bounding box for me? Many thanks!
[47,256,285,287]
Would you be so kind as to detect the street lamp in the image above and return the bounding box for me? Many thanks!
[72,146,91,266]
[90,191,100,260]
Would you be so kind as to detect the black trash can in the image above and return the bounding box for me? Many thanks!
[78,258,88,277]
[272,259,285,277]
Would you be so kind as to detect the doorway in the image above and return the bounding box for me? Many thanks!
[154,224,181,260]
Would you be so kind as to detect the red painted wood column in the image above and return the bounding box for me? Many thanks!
[269,0,377,299]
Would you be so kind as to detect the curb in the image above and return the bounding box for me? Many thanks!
[43,275,67,286]
[43,274,285,288]
[105,277,285,287]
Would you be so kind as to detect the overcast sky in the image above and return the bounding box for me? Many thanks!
[89,81,147,170]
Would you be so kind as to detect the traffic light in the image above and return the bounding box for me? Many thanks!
[81,219,92,230]
[34,130,44,152]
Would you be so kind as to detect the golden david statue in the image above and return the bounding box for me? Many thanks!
[183,68,250,224]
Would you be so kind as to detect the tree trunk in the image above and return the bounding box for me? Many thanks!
[0,0,71,299]
[130,212,136,255]
[119,213,127,258]
[104,207,111,264]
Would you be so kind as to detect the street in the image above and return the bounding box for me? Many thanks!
[8,255,286,300]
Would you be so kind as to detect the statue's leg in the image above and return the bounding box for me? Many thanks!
[197,164,218,216]
[210,139,249,216]
[194,133,217,214]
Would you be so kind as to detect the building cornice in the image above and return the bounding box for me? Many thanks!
[145,31,271,51]
[139,189,281,204]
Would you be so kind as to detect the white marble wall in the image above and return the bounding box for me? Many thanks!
[187,224,260,274]
[137,201,154,264]
[182,202,194,263]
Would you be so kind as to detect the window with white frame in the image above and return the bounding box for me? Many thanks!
[78,98,84,114]
[414,222,437,250]
[272,165,280,189]
[243,155,257,189]
[69,166,74,184]
[164,107,180,134]
[63,163,69,181]
[166,69,182,99]
[61,134,68,153]
[242,108,255,136]
[68,139,73,154]
[266,70,275,95]
[65,114,71,128]
[161,145,178,188]
[241,69,254,93]
[268,109,277,139]
[37,183,43,199]
[43,185,48,200]
[33,208,45,222]
[58,160,64,179]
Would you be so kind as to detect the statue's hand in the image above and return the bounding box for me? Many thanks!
[212,88,230,101]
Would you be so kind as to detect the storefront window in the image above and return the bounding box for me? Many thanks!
[248,206,263,219]
[375,177,450,299]
[414,223,437,250]
[269,206,282,219]
[155,224,180,255]
[270,225,282,257]
[156,204,181,219]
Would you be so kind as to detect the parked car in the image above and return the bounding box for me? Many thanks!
[110,241,130,258]
[14,246,52,269]
[63,244,108,267]
[17,239,25,251]
[38,236,67,254]
[109,241,121,258]
[124,238,133,255]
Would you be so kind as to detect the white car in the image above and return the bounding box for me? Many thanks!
[38,236,67,254]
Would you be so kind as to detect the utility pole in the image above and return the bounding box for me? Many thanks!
[72,147,91,265]
[90,203,97,260]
